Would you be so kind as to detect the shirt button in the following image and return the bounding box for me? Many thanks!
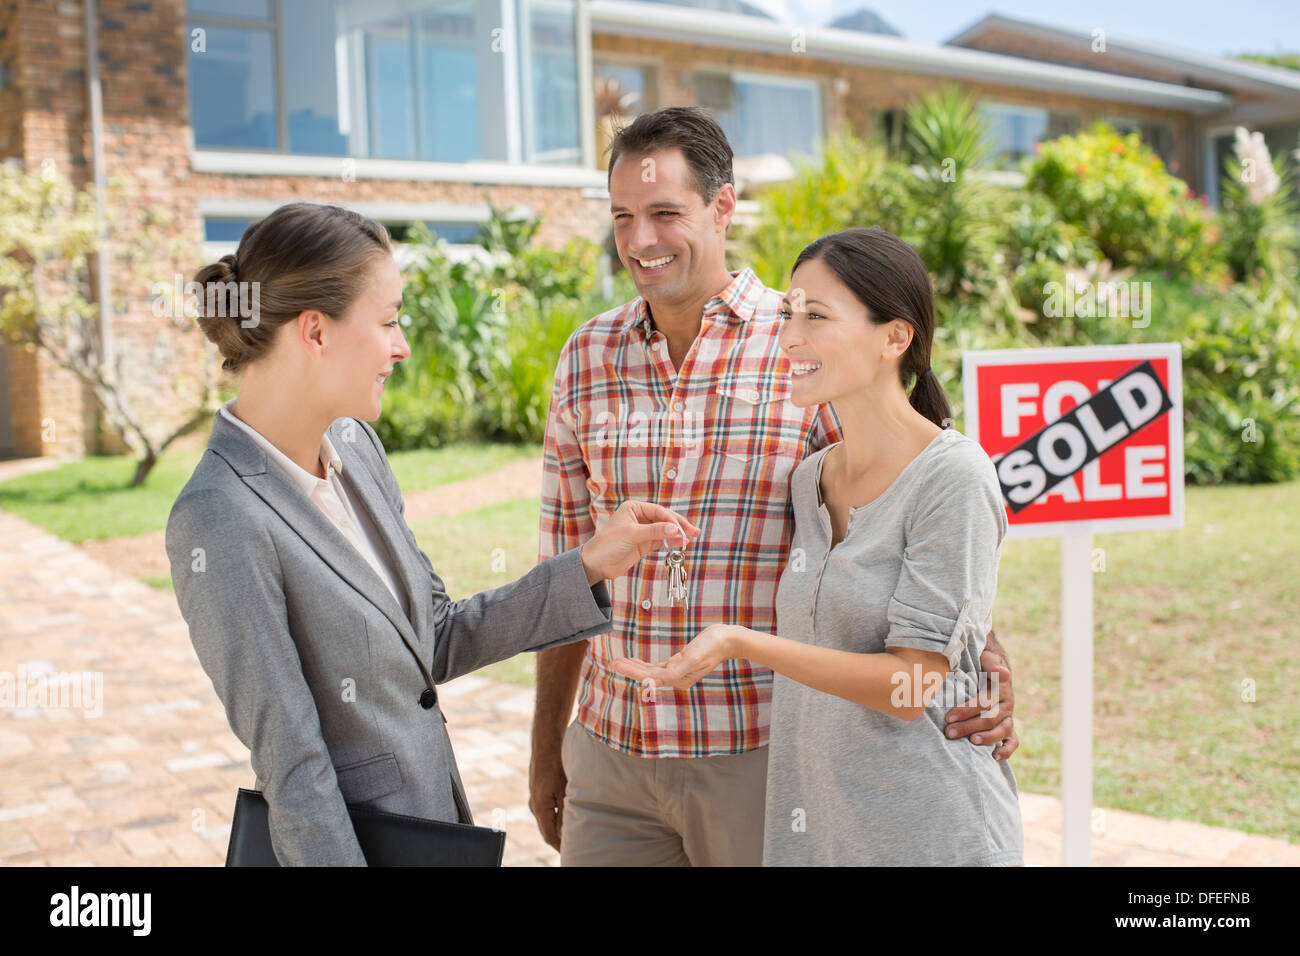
[666,468,677,479]
[641,599,652,610]
[673,402,683,412]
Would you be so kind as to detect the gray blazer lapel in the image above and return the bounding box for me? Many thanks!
[330,428,431,649]
[206,411,427,672]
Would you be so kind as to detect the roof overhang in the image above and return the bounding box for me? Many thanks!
[946,13,1300,98]
[589,0,1232,113]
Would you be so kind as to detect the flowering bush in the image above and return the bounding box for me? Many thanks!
[1025,123,1227,281]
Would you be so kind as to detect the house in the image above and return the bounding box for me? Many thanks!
[1,0,1296,459]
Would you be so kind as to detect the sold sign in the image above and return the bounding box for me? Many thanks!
[962,343,1183,868]
[997,360,1173,512]
[963,344,1184,537]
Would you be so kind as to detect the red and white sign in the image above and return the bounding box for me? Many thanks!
[963,344,1183,538]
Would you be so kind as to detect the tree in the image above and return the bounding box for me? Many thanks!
[0,159,218,486]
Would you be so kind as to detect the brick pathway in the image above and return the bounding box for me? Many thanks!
[1,506,1296,867]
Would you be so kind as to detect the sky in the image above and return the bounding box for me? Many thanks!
[743,0,1300,59]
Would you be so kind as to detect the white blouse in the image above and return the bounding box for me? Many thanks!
[219,399,411,619]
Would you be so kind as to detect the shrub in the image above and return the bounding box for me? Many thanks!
[373,206,622,450]
[1026,123,1227,281]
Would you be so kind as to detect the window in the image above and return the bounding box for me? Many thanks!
[187,14,277,150]
[1109,117,1174,163]
[980,103,1079,168]
[594,60,656,117]
[386,221,484,243]
[695,72,821,159]
[981,103,1046,168]
[204,216,484,246]
[522,0,581,163]
[203,218,253,242]
[187,0,581,165]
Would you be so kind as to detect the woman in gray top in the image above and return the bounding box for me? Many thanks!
[614,227,1023,865]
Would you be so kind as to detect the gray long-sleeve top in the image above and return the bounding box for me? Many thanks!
[764,427,1023,866]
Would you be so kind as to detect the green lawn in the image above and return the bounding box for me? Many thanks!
[0,440,540,543]
[409,483,1300,844]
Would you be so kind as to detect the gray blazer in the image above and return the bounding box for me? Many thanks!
[165,410,612,866]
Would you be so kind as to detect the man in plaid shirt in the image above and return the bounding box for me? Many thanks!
[529,107,1017,866]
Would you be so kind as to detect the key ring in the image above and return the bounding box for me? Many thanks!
[664,522,688,551]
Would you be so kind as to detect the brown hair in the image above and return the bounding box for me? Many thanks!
[192,202,392,374]
[792,227,952,428]
[606,106,734,205]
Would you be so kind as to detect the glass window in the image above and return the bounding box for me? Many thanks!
[418,3,480,163]
[386,221,484,243]
[981,102,1047,168]
[595,61,654,117]
[365,17,418,160]
[203,218,253,242]
[281,0,347,155]
[188,24,278,149]
[521,0,580,164]
[980,103,1081,168]
[696,72,821,159]
[187,0,270,20]
[1108,117,1174,162]
[1047,112,1080,140]
[188,0,580,164]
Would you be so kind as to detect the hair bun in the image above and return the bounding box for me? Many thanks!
[216,253,238,283]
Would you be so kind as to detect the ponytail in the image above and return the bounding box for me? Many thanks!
[909,367,952,429]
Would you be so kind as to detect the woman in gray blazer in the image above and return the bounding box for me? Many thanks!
[165,202,698,866]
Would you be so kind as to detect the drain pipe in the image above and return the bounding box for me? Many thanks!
[84,0,114,374]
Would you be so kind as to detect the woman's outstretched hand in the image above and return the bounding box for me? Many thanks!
[611,623,742,697]
[578,500,701,586]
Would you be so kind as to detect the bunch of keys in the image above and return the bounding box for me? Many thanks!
[664,526,689,605]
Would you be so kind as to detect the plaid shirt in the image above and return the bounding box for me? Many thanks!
[538,268,844,758]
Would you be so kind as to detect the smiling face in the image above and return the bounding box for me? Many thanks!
[608,146,735,311]
[320,253,410,422]
[778,257,913,409]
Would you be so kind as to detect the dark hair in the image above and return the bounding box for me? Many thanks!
[606,106,734,205]
[192,202,392,374]
[791,227,952,428]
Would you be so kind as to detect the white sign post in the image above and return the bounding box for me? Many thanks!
[963,344,1184,866]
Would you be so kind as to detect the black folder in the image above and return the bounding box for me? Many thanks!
[225,787,506,867]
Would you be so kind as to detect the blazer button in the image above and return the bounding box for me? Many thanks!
[419,688,437,709]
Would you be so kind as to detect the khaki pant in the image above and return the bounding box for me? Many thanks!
[559,719,769,866]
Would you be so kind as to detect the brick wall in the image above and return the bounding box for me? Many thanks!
[4,0,99,459]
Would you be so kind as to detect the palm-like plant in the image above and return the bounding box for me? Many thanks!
[903,87,1000,301]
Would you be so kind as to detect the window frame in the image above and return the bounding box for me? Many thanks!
[186,0,593,173]
[692,66,824,160]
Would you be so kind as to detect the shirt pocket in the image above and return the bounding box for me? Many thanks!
[711,373,803,483]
